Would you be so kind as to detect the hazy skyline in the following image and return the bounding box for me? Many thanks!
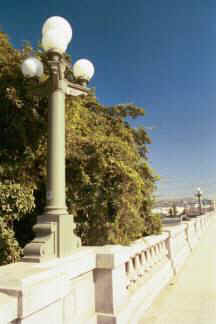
[1,0,216,199]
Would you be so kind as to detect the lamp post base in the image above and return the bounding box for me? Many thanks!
[22,213,81,263]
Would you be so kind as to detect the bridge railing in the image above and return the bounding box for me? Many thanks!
[0,211,214,324]
[125,233,169,290]
[94,211,213,323]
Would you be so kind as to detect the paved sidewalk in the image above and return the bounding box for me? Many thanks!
[139,217,216,324]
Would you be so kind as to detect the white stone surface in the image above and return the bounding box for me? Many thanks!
[17,299,63,324]
[139,215,216,324]
[0,292,17,324]
[0,213,213,324]
[0,248,96,324]
[34,247,96,279]
[95,245,130,269]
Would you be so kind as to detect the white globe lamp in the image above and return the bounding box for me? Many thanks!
[41,16,72,53]
[41,28,69,54]
[21,57,44,77]
[73,59,95,81]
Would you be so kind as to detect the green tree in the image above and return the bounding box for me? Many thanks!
[0,183,35,264]
[0,31,161,263]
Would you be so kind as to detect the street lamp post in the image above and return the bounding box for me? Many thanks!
[21,16,95,262]
[196,187,203,216]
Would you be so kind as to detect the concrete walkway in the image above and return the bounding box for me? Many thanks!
[139,217,216,324]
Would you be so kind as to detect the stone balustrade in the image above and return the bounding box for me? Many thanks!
[0,211,214,324]
[125,232,169,290]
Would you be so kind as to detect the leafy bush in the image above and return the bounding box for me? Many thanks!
[0,183,35,265]
[64,96,161,245]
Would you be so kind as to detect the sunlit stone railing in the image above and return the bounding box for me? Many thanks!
[0,212,214,324]
[163,223,190,274]
[0,248,97,324]
[125,233,169,290]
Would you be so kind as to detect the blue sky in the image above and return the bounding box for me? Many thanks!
[1,0,216,199]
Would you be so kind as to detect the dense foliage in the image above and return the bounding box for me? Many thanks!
[0,183,35,264]
[0,32,161,264]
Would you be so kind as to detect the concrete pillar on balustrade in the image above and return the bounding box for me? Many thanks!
[164,224,190,275]
[211,200,216,211]
[94,245,129,323]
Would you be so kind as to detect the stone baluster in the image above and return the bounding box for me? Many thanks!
[162,240,166,257]
[155,244,161,263]
[125,257,137,288]
[161,241,166,258]
[132,257,139,281]
[148,247,154,268]
[157,243,161,263]
[160,242,164,261]
[152,246,157,265]
[139,251,146,276]
[134,253,143,278]
[151,245,156,264]
[144,249,151,271]
[125,261,131,289]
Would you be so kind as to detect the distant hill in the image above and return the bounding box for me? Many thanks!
[155,197,212,208]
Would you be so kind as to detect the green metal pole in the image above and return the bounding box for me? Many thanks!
[45,70,67,215]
